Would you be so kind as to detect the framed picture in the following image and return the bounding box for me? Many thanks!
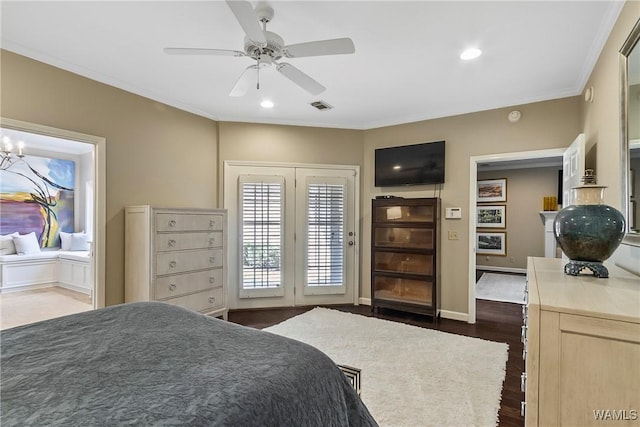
[476,232,506,256]
[477,179,507,202]
[477,205,506,228]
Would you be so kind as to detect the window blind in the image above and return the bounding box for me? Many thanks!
[241,181,283,290]
[307,183,344,287]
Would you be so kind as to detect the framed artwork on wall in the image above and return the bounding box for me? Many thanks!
[477,205,506,228]
[476,232,507,256]
[477,178,507,203]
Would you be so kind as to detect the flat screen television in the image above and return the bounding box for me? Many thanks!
[375,141,445,187]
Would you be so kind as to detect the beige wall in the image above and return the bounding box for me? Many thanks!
[0,50,219,305]
[580,1,639,208]
[476,167,560,269]
[362,98,581,314]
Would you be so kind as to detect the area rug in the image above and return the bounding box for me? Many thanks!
[476,272,526,304]
[264,308,508,427]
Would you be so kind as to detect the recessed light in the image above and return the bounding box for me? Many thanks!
[260,100,274,108]
[393,165,402,170]
[460,48,482,60]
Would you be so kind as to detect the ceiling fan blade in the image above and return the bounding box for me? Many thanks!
[225,0,267,46]
[229,65,258,97]
[164,48,245,57]
[284,38,355,58]
[276,63,325,95]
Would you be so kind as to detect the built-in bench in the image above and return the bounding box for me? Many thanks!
[0,250,92,295]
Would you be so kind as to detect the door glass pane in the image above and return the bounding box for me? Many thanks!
[307,183,344,287]
[374,227,433,249]
[373,252,433,275]
[374,205,434,222]
[373,276,433,306]
[241,181,282,289]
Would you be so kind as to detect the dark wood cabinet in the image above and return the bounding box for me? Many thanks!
[371,197,440,321]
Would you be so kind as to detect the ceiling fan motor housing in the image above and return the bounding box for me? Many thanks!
[244,31,284,61]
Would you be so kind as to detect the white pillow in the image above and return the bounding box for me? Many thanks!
[12,232,41,255]
[60,231,73,250]
[70,232,90,251]
[0,232,19,255]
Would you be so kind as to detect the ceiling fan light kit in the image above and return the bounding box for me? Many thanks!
[165,0,355,99]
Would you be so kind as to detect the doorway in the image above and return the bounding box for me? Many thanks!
[0,118,106,325]
[224,161,360,310]
[467,148,566,324]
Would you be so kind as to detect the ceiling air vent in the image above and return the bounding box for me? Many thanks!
[310,100,333,111]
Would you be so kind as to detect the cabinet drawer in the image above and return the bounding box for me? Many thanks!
[155,213,224,232]
[154,269,222,299]
[373,205,435,223]
[373,276,433,306]
[155,231,223,252]
[165,287,224,313]
[156,249,222,275]
[373,251,433,275]
[374,227,433,249]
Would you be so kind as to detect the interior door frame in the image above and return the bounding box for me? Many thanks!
[223,160,361,308]
[468,148,565,324]
[0,117,106,309]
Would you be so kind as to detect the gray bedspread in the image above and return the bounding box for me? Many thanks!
[1,302,377,426]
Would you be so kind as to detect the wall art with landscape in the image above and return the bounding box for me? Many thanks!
[0,154,75,248]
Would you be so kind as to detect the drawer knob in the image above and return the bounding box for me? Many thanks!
[208,296,216,303]
[521,401,526,417]
[521,325,527,344]
[169,261,177,268]
[209,220,215,228]
[169,283,177,291]
[209,238,215,246]
[209,256,216,263]
[168,220,176,228]
[209,276,216,284]
[168,239,176,247]
[520,372,527,392]
[522,347,527,361]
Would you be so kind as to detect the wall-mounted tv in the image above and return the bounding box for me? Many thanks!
[375,141,445,187]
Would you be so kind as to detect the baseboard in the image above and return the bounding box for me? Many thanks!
[440,310,469,322]
[57,282,92,296]
[476,265,526,274]
[359,297,371,306]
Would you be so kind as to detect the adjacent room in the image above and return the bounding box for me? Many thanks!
[1,1,638,426]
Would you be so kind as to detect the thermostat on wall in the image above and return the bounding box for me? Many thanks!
[445,207,462,219]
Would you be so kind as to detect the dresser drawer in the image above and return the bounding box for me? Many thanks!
[166,287,224,313]
[154,269,222,299]
[155,249,223,276]
[155,213,224,232]
[155,231,223,252]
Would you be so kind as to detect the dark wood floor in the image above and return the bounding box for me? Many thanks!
[229,298,525,427]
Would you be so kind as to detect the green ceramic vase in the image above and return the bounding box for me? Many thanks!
[553,178,625,278]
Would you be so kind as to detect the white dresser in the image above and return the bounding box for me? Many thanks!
[125,206,228,320]
[522,257,640,426]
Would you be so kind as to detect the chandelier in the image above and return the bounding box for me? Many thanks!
[0,136,25,170]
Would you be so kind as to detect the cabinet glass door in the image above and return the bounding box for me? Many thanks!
[373,252,433,275]
[373,205,434,223]
[373,276,433,306]
[374,227,433,249]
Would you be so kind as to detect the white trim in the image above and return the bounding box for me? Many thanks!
[359,297,371,306]
[0,117,106,309]
[440,310,468,322]
[469,148,565,324]
[476,265,527,275]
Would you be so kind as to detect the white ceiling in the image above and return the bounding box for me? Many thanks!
[0,1,624,130]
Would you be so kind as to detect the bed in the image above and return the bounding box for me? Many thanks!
[1,302,377,426]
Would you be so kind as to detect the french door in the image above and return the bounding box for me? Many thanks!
[224,162,358,310]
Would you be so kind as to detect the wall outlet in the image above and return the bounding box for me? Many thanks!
[448,231,459,240]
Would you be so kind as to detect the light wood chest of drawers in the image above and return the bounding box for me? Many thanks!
[125,206,228,319]
[522,257,639,426]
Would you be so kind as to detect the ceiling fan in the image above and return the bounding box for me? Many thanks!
[164,0,355,97]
